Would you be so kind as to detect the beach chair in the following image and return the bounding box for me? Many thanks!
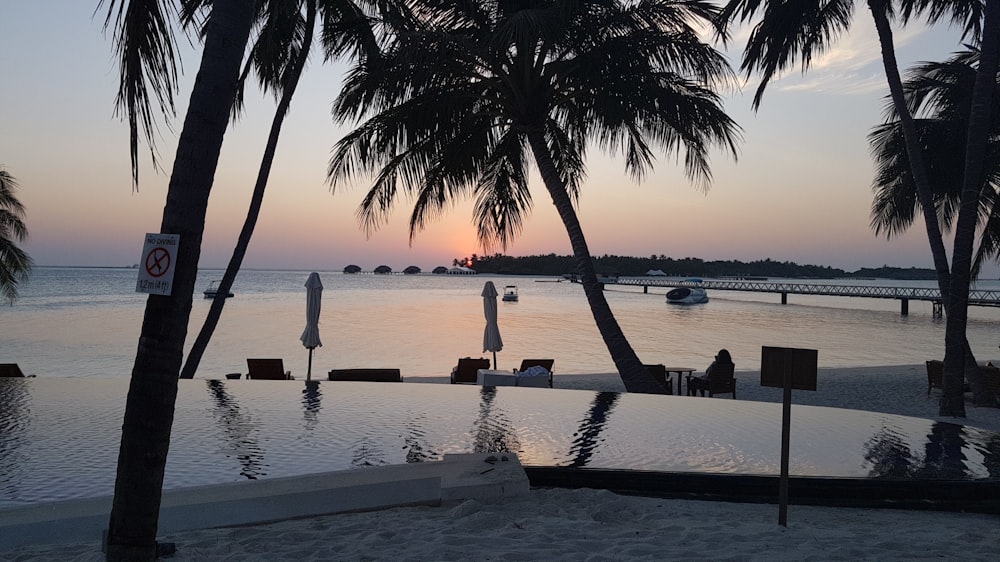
[981,364,1000,407]
[0,363,26,378]
[246,358,292,380]
[514,359,555,388]
[642,364,673,395]
[328,368,402,382]
[925,360,944,395]
[450,357,491,384]
[687,362,736,398]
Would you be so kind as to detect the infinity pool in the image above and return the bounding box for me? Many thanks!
[1,378,998,508]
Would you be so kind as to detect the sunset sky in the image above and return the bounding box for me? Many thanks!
[3,2,997,277]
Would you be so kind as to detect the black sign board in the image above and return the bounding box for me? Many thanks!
[760,346,818,391]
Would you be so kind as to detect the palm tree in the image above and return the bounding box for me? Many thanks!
[0,167,33,304]
[180,0,382,379]
[100,1,257,559]
[327,0,741,394]
[718,0,996,415]
[870,49,1000,280]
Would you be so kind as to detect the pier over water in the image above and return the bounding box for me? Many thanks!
[610,278,1000,316]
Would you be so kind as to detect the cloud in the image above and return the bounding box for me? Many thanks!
[725,15,941,98]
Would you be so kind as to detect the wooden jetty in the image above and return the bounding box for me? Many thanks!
[610,278,1000,317]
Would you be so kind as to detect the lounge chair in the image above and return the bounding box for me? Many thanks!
[981,364,1000,407]
[0,364,26,378]
[643,363,673,395]
[328,368,402,382]
[514,359,555,388]
[686,362,736,398]
[246,358,292,380]
[925,360,944,395]
[451,357,491,384]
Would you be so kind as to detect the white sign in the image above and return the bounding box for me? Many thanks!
[136,233,179,295]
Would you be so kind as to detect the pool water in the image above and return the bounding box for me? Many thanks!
[1,378,998,508]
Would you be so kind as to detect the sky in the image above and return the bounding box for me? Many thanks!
[2,2,997,277]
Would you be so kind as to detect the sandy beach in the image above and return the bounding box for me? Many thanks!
[3,364,999,561]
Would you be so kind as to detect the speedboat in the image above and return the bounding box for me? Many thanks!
[203,280,234,299]
[502,285,519,302]
[666,287,708,305]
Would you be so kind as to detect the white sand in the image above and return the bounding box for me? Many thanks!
[4,365,999,561]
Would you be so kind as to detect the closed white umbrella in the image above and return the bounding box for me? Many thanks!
[482,281,503,369]
[300,272,323,381]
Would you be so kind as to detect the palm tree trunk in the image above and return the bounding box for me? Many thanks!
[105,2,256,560]
[181,3,317,379]
[526,130,664,394]
[944,0,1000,414]
[869,1,987,413]
[868,1,952,299]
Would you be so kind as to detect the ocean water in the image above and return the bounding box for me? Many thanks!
[2,267,999,379]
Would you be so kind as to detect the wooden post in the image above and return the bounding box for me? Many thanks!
[901,298,909,316]
[778,366,792,526]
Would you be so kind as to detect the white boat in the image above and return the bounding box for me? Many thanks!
[203,280,234,299]
[502,285,519,302]
[666,286,708,305]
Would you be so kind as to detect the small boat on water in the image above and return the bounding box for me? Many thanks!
[203,280,234,299]
[666,287,708,305]
[502,285,519,302]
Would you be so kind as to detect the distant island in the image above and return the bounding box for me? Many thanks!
[456,254,938,281]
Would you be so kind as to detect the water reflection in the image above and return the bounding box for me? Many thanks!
[0,380,31,503]
[301,381,322,431]
[568,392,620,468]
[862,420,1000,479]
[863,425,915,477]
[3,379,999,508]
[473,387,520,454]
[403,415,436,463]
[205,380,267,479]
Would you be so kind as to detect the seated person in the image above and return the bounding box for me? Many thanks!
[687,349,734,396]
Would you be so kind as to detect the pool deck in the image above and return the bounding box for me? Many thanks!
[0,453,529,551]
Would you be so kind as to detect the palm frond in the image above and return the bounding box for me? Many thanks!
[720,0,855,109]
[100,0,182,187]
[899,0,985,44]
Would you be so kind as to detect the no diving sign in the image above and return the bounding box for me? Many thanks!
[136,233,179,295]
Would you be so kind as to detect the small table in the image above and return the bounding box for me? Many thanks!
[663,367,696,395]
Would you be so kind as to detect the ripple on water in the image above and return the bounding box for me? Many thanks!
[1,378,998,508]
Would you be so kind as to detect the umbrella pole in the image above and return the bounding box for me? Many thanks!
[307,348,313,382]
[493,351,497,370]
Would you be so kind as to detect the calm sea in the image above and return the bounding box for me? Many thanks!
[2,267,999,379]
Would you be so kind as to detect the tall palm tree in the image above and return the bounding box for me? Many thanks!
[870,49,1000,280]
[0,167,33,304]
[180,0,382,379]
[100,1,257,559]
[945,0,999,414]
[327,0,741,394]
[718,0,995,415]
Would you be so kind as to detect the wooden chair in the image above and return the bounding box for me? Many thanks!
[925,360,944,395]
[328,368,402,382]
[687,362,736,398]
[246,358,292,380]
[981,364,1000,407]
[0,364,26,378]
[643,363,672,395]
[515,359,555,388]
[450,357,491,384]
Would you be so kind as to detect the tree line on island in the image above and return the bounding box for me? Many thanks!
[449,254,939,280]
